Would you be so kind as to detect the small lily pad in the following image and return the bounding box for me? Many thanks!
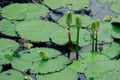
[102,42,120,58]
[44,0,90,10]
[37,67,78,80]
[16,20,60,42]
[0,70,24,80]
[58,14,92,27]
[0,19,17,36]
[85,60,120,79]
[69,52,110,73]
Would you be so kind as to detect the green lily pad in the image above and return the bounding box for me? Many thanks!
[111,16,120,22]
[102,42,120,58]
[85,60,120,79]
[0,19,17,36]
[110,1,120,14]
[0,38,20,65]
[0,70,24,80]
[50,27,92,46]
[111,23,120,39]
[37,67,78,80]
[58,14,92,27]
[16,20,60,42]
[12,48,62,72]
[44,0,90,10]
[69,52,110,73]
[94,70,120,80]
[98,22,113,42]
[1,3,49,20]
[30,56,69,74]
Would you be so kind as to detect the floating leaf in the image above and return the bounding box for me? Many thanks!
[0,66,2,72]
[69,52,110,73]
[30,56,69,74]
[37,67,78,80]
[1,3,49,20]
[0,19,17,36]
[85,60,120,79]
[0,70,24,80]
[94,70,120,80]
[102,42,120,58]
[0,38,20,65]
[58,14,92,27]
[110,1,120,13]
[44,0,90,10]
[50,27,92,46]
[98,22,113,42]
[111,23,120,39]
[16,20,60,42]
[12,48,62,72]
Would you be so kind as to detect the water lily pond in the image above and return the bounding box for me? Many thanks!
[0,0,120,80]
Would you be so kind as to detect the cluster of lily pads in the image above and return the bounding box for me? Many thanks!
[0,0,120,80]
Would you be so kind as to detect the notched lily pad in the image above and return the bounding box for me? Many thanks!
[0,69,24,80]
[110,1,120,14]
[37,67,78,80]
[16,20,60,42]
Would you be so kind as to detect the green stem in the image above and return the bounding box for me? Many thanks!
[92,31,95,52]
[76,29,79,60]
[95,33,98,52]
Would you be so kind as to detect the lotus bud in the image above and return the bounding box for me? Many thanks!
[95,20,100,34]
[91,21,96,32]
[75,16,82,29]
[66,11,72,26]
[38,50,49,60]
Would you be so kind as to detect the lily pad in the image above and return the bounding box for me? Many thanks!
[0,38,20,65]
[0,70,24,80]
[50,27,92,46]
[98,22,113,42]
[110,1,120,14]
[0,66,2,72]
[30,56,69,74]
[0,19,17,36]
[58,14,92,27]
[85,60,120,79]
[69,52,110,73]
[12,48,62,72]
[94,70,120,80]
[37,67,78,80]
[44,0,90,10]
[16,20,60,42]
[102,42,120,58]
[1,3,49,20]
[111,22,120,39]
